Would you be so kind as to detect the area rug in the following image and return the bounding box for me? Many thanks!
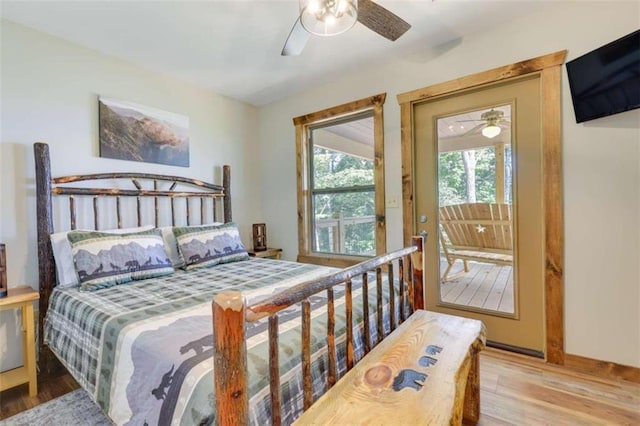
[1,389,111,426]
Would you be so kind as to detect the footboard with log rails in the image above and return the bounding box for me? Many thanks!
[212,237,425,425]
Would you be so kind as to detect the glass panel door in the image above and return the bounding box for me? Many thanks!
[437,105,515,316]
[413,76,545,354]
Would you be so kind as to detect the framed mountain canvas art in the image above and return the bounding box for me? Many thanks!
[99,97,190,167]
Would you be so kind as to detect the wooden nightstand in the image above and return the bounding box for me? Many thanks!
[248,248,282,260]
[0,286,39,396]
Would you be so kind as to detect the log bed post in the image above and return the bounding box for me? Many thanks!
[213,291,249,426]
[34,142,57,373]
[223,165,232,223]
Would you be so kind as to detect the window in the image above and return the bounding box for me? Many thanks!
[311,114,375,256]
[294,94,386,267]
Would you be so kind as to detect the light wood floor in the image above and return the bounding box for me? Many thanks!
[1,349,638,424]
[475,349,639,425]
[441,259,514,314]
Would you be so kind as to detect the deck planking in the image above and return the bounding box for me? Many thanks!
[441,259,514,314]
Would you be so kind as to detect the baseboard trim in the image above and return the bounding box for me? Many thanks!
[564,353,640,384]
[487,340,544,359]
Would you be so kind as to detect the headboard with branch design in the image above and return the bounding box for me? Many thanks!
[33,142,232,369]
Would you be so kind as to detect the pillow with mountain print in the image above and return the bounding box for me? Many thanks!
[173,222,249,270]
[51,225,155,289]
[68,228,174,291]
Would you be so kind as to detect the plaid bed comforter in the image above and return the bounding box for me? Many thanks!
[45,258,400,425]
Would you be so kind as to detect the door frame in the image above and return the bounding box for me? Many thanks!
[397,51,567,365]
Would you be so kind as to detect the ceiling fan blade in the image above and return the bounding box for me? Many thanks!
[282,17,310,56]
[357,0,411,41]
[463,123,485,136]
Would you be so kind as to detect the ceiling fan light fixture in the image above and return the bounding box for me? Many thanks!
[482,125,501,139]
[300,0,358,37]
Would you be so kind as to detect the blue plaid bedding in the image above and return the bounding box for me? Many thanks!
[45,258,400,425]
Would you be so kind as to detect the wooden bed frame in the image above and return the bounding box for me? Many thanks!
[212,240,424,425]
[33,142,426,424]
[34,142,232,370]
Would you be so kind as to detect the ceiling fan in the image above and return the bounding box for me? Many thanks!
[459,109,511,139]
[282,0,411,56]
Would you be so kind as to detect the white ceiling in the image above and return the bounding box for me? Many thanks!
[438,104,512,152]
[0,1,550,106]
[325,116,374,146]
[313,104,514,153]
[438,104,511,138]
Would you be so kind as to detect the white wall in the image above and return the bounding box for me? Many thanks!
[258,1,640,367]
[0,20,260,370]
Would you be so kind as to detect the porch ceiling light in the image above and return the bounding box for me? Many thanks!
[482,124,501,139]
[300,0,358,36]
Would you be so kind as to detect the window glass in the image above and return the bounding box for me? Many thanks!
[309,114,375,256]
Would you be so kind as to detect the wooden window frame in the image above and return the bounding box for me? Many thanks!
[294,94,387,268]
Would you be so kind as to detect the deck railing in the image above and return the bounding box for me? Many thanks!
[315,214,375,255]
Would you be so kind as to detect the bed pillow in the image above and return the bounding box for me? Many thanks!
[160,226,185,269]
[173,222,249,270]
[68,228,174,291]
[159,223,223,269]
[51,225,154,289]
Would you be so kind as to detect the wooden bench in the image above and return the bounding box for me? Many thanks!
[439,203,513,280]
[293,310,486,425]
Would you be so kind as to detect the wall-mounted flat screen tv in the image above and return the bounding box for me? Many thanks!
[566,30,640,123]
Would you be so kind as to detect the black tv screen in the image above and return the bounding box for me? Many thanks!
[566,30,640,123]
